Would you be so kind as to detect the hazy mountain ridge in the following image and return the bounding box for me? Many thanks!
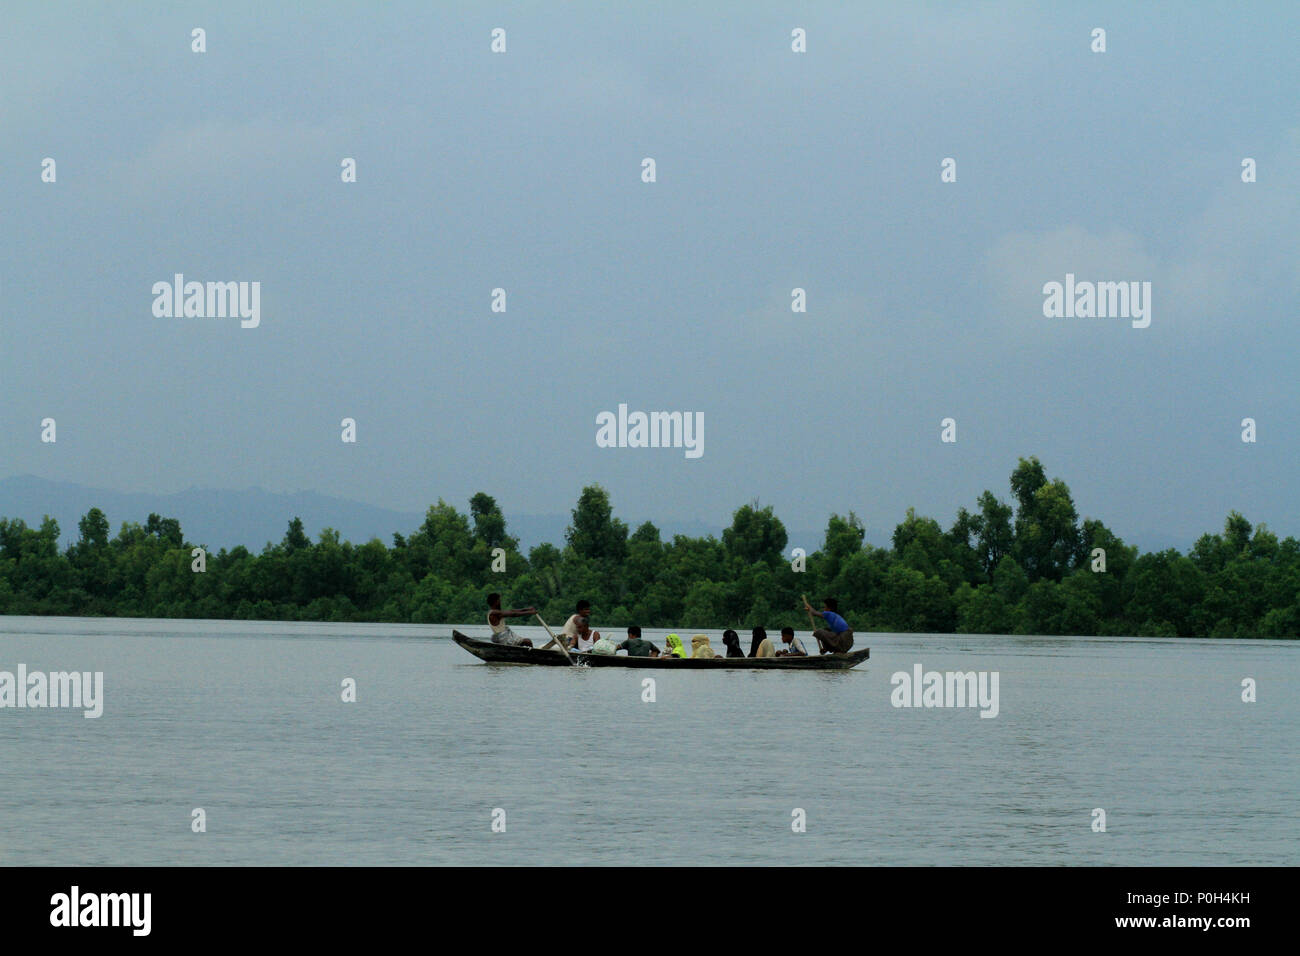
[0,475,844,555]
[0,475,1192,556]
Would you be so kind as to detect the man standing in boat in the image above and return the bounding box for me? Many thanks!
[804,596,854,654]
[487,592,537,647]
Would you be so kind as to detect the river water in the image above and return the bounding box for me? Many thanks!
[1,617,1295,865]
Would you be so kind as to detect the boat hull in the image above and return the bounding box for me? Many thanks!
[452,631,868,670]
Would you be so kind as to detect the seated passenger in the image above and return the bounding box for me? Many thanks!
[542,598,591,651]
[775,626,808,657]
[690,634,718,659]
[570,616,599,652]
[749,626,776,658]
[721,629,745,658]
[617,625,659,657]
[662,633,688,659]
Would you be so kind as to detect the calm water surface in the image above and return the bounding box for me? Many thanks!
[1,617,1295,865]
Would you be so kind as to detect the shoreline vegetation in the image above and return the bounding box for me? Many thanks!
[1,458,1296,638]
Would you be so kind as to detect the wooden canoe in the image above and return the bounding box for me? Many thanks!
[452,631,868,670]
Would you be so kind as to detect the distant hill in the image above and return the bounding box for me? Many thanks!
[0,475,426,552]
[0,474,1195,566]
[0,475,841,555]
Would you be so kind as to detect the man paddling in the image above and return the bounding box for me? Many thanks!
[487,592,536,647]
[803,595,854,654]
[563,599,593,646]
[540,598,592,651]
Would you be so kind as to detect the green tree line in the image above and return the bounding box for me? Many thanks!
[1,458,1297,637]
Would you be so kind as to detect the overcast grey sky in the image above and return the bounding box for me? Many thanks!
[2,1,1297,550]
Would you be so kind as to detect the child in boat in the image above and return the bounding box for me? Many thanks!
[662,633,688,659]
[690,634,718,658]
[486,593,536,647]
[775,626,807,656]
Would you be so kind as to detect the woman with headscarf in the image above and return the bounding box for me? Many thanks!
[721,629,745,658]
[749,626,776,658]
[663,633,688,659]
[690,634,717,659]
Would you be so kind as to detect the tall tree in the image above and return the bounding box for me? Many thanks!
[565,485,628,563]
[1224,511,1253,554]
[469,492,517,551]
[974,490,1014,579]
[1010,459,1081,581]
[723,502,788,565]
[282,517,310,553]
[1009,456,1048,512]
[145,513,183,547]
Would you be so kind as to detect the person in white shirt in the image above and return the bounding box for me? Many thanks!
[541,599,592,651]
[570,616,600,652]
[776,626,807,657]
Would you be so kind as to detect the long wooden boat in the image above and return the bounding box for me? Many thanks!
[452,631,868,670]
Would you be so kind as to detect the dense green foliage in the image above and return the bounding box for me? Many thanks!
[2,458,1297,636]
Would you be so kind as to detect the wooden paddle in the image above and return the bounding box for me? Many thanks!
[801,594,824,654]
[535,613,575,665]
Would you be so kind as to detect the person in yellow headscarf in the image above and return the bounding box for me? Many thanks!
[690,634,718,659]
[663,633,687,659]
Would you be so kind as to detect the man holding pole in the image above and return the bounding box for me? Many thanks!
[803,595,854,654]
[487,592,537,647]
[539,598,592,651]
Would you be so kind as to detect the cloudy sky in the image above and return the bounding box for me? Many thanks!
[2,1,1297,550]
